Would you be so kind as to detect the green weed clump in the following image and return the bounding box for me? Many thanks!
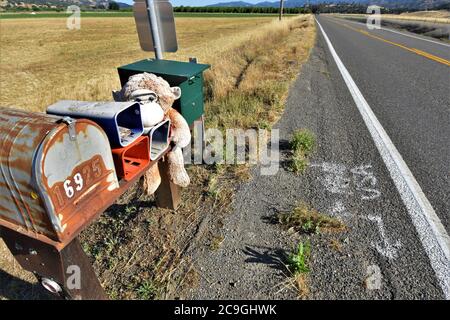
[287,241,310,275]
[279,202,345,235]
[289,129,316,174]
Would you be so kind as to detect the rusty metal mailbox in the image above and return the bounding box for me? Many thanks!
[0,107,179,299]
[0,108,119,244]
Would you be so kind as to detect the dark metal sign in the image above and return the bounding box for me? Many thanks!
[134,0,178,55]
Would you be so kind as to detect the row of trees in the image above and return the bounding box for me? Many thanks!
[108,1,120,11]
[2,5,118,11]
[173,6,312,14]
[172,4,444,15]
[310,4,379,14]
[308,2,449,14]
[2,5,117,11]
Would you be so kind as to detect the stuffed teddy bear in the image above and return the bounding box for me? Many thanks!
[113,72,191,194]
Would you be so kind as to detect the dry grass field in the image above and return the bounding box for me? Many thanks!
[0,15,316,299]
[0,16,275,112]
[384,11,450,24]
[399,10,450,19]
[337,10,450,24]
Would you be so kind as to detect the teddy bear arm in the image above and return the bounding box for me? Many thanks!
[167,108,191,149]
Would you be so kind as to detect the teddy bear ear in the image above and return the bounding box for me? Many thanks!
[171,87,182,100]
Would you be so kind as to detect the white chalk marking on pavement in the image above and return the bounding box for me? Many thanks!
[311,162,381,200]
[365,264,382,290]
[330,200,353,220]
[329,16,450,48]
[321,162,353,195]
[350,165,381,200]
[316,17,450,298]
[366,215,402,260]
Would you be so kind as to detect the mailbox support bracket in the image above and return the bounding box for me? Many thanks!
[1,227,107,300]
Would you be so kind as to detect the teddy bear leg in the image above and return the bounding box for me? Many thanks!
[167,147,190,188]
[142,163,162,195]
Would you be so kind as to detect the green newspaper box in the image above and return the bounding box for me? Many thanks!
[118,59,210,125]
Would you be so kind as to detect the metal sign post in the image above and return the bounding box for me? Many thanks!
[146,0,163,59]
[134,0,178,58]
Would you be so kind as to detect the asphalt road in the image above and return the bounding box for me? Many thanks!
[312,15,450,298]
[316,15,450,233]
[190,15,449,299]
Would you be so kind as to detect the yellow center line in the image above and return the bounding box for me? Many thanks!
[329,18,450,67]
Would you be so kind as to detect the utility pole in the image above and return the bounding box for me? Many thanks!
[279,0,284,21]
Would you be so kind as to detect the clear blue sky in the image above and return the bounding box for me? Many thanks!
[120,1,263,6]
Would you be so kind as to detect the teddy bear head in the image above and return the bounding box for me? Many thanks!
[117,72,181,113]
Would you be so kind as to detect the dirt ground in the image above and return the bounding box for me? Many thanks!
[0,239,53,300]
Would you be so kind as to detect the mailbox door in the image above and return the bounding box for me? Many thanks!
[0,109,61,240]
[34,119,120,242]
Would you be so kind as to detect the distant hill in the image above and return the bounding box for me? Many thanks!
[206,1,449,10]
[1,0,124,9]
[4,0,98,6]
[206,1,254,7]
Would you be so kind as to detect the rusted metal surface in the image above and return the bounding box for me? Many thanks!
[0,108,120,246]
[36,120,119,244]
[0,109,62,240]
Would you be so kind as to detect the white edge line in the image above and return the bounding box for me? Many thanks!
[315,17,450,299]
[329,15,450,48]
